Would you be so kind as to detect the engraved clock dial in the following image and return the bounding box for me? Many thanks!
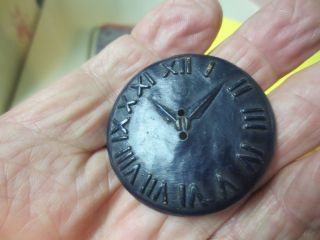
[106,54,275,215]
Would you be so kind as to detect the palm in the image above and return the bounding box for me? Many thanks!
[0,0,319,239]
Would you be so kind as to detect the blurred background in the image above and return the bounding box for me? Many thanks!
[0,0,318,114]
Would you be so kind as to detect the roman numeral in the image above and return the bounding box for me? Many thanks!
[188,183,207,208]
[142,72,156,85]
[140,173,152,194]
[152,181,168,205]
[161,57,192,78]
[123,164,140,185]
[241,107,267,130]
[130,72,156,97]
[203,60,215,77]
[178,183,208,208]
[114,146,139,185]
[115,146,131,157]
[110,118,130,143]
[146,178,157,198]
[118,95,137,114]
[180,57,192,74]
[237,143,264,173]
[139,173,168,205]
[111,135,128,143]
[111,117,130,135]
[161,60,177,77]
[131,76,150,97]
[114,146,135,165]
[228,78,252,97]
[178,184,186,207]
[240,143,264,156]
[216,174,238,200]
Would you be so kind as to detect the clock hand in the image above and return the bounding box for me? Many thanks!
[188,84,223,120]
[150,98,177,123]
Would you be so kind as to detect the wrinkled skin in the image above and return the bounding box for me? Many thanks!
[0,0,319,239]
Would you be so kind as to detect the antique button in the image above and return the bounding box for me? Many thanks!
[106,54,275,215]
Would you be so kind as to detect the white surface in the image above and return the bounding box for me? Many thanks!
[12,0,259,106]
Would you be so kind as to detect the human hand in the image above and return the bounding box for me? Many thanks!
[0,0,319,239]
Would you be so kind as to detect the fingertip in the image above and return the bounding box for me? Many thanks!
[132,0,222,57]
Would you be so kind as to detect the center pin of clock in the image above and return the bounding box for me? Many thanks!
[176,108,188,140]
[151,84,223,142]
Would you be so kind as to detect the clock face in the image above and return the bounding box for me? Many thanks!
[106,54,275,215]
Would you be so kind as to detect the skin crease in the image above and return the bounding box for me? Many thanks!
[0,0,319,239]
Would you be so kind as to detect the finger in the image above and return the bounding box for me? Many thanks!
[210,0,320,90]
[212,150,320,240]
[259,61,320,185]
[3,0,222,151]
[132,0,222,57]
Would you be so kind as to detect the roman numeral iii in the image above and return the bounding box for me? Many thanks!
[241,107,268,130]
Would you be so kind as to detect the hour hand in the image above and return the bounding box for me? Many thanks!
[188,85,223,120]
[150,98,177,123]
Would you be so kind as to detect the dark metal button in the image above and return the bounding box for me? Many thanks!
[106,54,275,215]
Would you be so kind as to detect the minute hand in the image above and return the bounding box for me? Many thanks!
[188,85,223,120]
